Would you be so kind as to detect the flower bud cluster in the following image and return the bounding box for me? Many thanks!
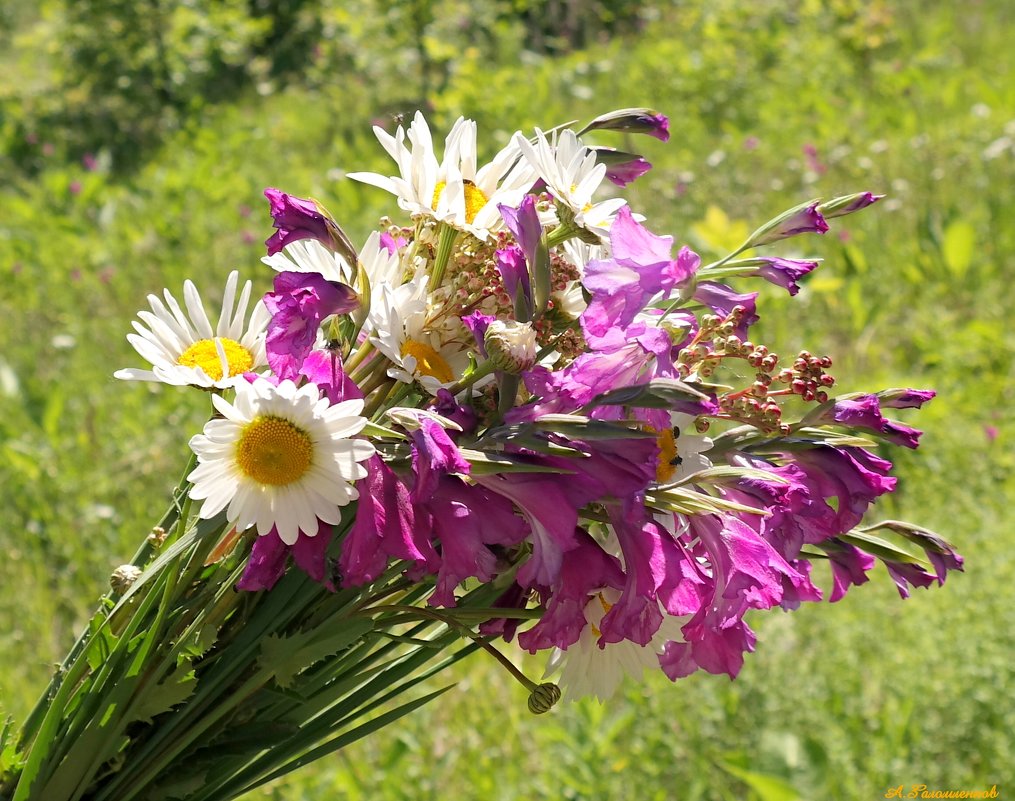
[446,234,504,314]
[675,306,836,432]
[775,351,835,403]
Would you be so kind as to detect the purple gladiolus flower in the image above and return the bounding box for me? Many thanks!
[519,531,629,649]
[514,332,664,420]
[582,207,699,337]
[605,156,653,187]
[752,201,829,246]
[693,281,759,337]
[702,514,803,610]
[298,349,363,404]
[659,513,803,679]
[461,310,496,357]
[499,195,541,271]
[237,520,336,592]
[264,188,340,256]
[430,389,478,435]
[789,447,897,536]
[475,438,651,588]
[660,615,757,680]
[642,112,670,141]
[339,455,437,586]
[748,257,819,296]
[379,231,406,254]
[819,192,884,219]
[583,109,670,141]
[427,479,527,607]
[876,388,936,409]
[495,246,532,313]
[826,542,876,602]
[777,559,824,610]
[596,501,668,646]
[409,417,471,502]
[518,531,625,652]
[886,561,939,598]
[474,472,586,587]
[823,394,923,449]
[263,271,358,380]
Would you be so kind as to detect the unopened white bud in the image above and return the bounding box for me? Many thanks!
[110,564,142,594]
[484,320,537,374]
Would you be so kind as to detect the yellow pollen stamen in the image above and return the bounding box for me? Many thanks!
[654,428,679,484]
[177,338,253,381]
[235,415,314,486]
[432,180,488,225]
[590,593,614,638]
[400,339,454,383]
[567,183,593,213]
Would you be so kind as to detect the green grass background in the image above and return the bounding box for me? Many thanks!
[1,1,1013,798]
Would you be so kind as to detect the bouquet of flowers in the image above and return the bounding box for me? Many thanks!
[0,108,962,801]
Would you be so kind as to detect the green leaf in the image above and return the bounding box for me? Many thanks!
[179,623,219,661]
[1,714,25,779]
[41,389,65,440]
[244,685,457,795]
[259,619,373,689]
[941,218,975,278]
[588,379,710,410]
[144,772,208,801]
[861,520,960,557]
[718,762,801,801]
[645,487,765,516]
[459,449,572,475]
[837,531,924,565]
[131,660,197,725]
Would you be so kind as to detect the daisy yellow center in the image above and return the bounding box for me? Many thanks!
[177,338,254,381]
[654,427,679,484]
[431,180,488,225]
[235,415,313,486]
[400,339,454,382]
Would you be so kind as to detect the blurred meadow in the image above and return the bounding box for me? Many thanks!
[1,0,1013,798]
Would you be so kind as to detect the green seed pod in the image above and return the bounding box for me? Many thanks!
[527,682,562,715]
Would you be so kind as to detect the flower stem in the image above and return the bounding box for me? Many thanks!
[429,223,458,289]
[362,604,539,692]
[343,338,375,375]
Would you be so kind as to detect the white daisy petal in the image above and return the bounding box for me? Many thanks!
[186,377,374,554]
[117,273,268,390]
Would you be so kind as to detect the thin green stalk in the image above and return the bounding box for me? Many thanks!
[445,358,498,396]
[361,604,539,692]
[89,573,314,801]
[15,453,196,753]
[342,338,375,374]
[429,223,458,289]
[364,379,407,418]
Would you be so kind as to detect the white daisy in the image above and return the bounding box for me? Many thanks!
[543,588,687,702]
[367,275,469,395]
[262,231,405,291]
[187,377,374,545]
[262,238,352,284]
[513,128,626,239]
[114,271,270,389]
[654,412,714,486]
[348,112,535,240]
